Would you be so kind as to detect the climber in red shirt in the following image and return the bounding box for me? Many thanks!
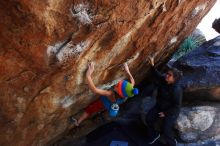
[70,62,139,126]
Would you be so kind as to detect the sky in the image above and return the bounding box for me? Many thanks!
[197,0,220,40]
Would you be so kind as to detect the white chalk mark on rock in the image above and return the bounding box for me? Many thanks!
[162,3,167,12]
[60,96,76,108]
[192,3,207,17]
[47,41,89,62]
[170,36,178,45]
[47,42,63,56]
[70,4,92,24]
[56,41,89,61]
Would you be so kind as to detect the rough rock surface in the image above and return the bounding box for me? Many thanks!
[0,0,216,145]
[176,105,220,143]
[174,36,220,101]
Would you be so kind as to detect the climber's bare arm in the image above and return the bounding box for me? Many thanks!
[148,53,165,79]
[86,62,113,97]
[124,63,135,86]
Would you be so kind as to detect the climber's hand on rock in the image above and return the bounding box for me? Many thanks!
[87,62,95,76]
[148,55,155,66]
[148,53,158,66]
[123,63,130,72]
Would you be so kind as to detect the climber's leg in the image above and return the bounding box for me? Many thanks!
[70,98,105,126]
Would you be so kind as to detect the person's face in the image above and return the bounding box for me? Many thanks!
[165,71,175,84]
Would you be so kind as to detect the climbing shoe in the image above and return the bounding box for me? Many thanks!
[69,116,79,126]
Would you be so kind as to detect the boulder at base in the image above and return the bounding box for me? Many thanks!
[176,104,220,143]
[174,36,220,101]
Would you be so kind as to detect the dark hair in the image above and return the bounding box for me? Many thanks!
[212,18,220,34]
[168,67,183,81]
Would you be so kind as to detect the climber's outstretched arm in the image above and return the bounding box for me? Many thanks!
[86,62,112,97]
[148,54,165,80]
[123,63,135,86]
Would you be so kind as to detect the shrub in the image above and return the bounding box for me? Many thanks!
[172,35,206,60]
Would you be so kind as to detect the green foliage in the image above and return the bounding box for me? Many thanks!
[173,35,206,60]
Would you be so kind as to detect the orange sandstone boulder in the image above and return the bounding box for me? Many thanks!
[0,0,216,145]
